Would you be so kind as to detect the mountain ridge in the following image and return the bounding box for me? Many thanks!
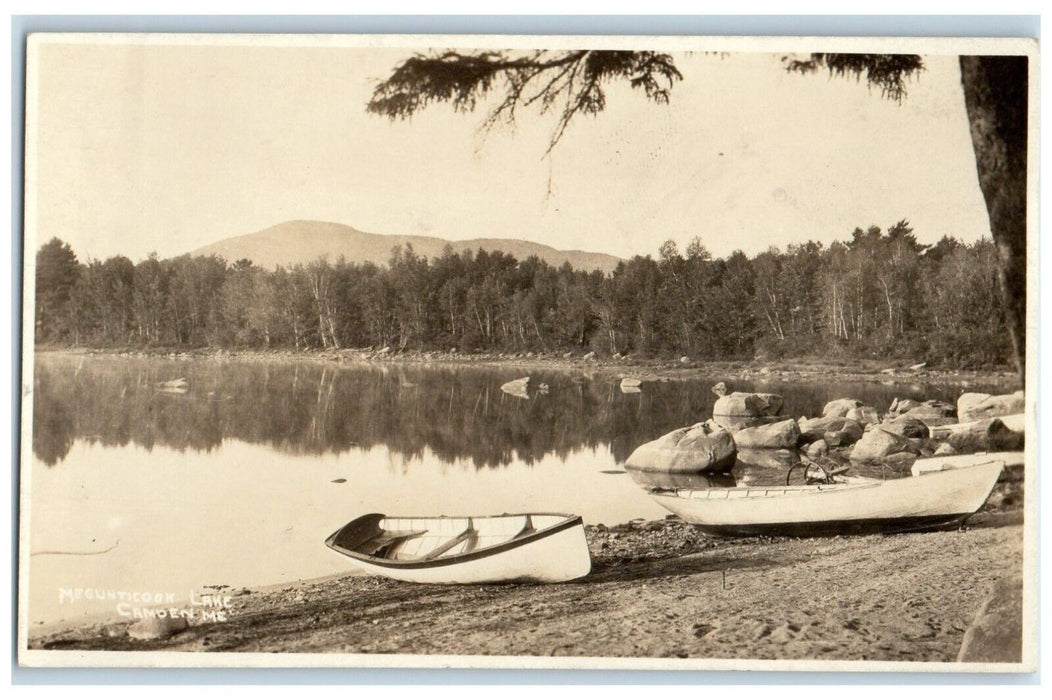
[189,220,623,273]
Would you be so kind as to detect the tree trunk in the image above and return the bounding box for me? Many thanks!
[959,55,1028,383]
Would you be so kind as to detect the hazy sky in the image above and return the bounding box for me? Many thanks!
[28,38,991,263]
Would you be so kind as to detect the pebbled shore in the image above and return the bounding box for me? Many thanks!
[35,346,1021,389]
[28,506,1024,663]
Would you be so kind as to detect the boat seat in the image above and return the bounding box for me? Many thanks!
[422,523,478,561]
[513,514,535,539]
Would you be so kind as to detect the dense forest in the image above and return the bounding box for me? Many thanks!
[34,220,1011,368]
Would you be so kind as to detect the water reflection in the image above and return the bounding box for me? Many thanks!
[33,354,1011,469]
[626,468,737,490]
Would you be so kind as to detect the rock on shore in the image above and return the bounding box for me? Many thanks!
[625,420,737,474]
[956,575,1023,663]
[888,398,957,426]
[822,398,863,418]
[944,418,1023,453]
[882,415,931,439]
[798,416,863,447]
[733,419,800,450]
[712,388,784,418]
[958,391,1025,423]
[850,427,923,463]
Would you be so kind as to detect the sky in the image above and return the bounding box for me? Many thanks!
[27,37,992,263]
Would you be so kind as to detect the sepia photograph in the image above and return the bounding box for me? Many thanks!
[17,32,1037,671]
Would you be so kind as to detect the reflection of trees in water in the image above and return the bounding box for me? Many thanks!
[32,356,1006,468]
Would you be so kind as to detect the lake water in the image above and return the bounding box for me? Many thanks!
[25,354,1011,627]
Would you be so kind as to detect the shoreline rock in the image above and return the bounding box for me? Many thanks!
[958,391,1025,423]
[957,575,1023,663]
[850,427,923,463]
[882,415,931,439]
[732,418,800,450]
[888,398,957,426]
[713,391,784,419]
[799,416,864,447]
[625,420,737,474]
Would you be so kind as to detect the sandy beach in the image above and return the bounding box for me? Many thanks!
[29,494,1023,662]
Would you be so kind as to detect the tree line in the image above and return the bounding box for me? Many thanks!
[34,220,1011,368]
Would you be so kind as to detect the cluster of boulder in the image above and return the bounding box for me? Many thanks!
[625,385,1024,474]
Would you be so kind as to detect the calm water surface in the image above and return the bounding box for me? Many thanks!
[27,354,1012,626]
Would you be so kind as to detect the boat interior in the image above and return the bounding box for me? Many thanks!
[330,513,569,562]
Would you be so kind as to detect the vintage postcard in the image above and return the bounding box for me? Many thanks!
[18,33,1038,671]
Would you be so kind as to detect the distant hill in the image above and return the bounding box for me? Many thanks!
[189,220,623,273]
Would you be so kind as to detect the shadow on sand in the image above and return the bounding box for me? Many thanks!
[584,552,787,585]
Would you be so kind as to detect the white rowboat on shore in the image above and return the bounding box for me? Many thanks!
[325,512,591,584]
[647,460,1003,537]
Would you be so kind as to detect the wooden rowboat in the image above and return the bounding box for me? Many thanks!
[647,459,1003,537]
[325,512,591,584]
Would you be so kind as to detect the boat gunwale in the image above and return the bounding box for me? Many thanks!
[325,512,585,570]
[657,480,881,500]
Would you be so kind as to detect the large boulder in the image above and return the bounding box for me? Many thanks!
[806,439,829,459]
[931,415,1023,439]
[822,398,863,418]
[798,416,864,446]
[888,397,919,414]
[845,405,881,427]
[711,414,781,432]
[882,415,931,439]
[625,420,737,474]
[958,391,1025,423]
[889,398,957,426]
[945,418,1024,453]
[850,427,923,463]
[712,391,783,418]
[957,575,1023,663]
[733,418,800,450]
[500,376,532,399]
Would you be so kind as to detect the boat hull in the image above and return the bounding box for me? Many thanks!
[681,513,974,538]
[327,515,591,584]
[649,460,1002,538]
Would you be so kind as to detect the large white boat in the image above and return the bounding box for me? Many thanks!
[646,459,1003,537]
